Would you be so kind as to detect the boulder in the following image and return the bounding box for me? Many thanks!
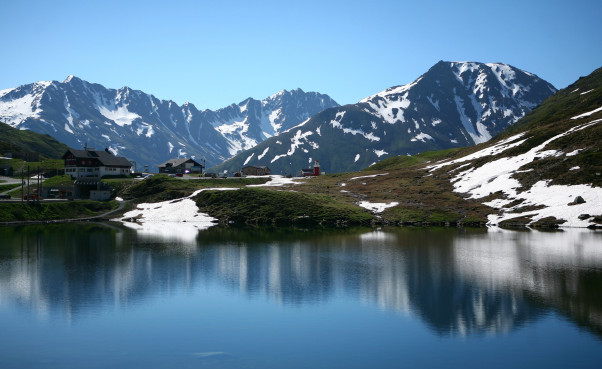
[568,196,586,205]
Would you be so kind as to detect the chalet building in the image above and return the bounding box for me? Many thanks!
[158,158,204,174]
[301,160,321,177]
[42,178,113,200]
[62,147,132,179]
[242,166,271,176]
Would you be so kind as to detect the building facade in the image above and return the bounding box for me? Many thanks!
[62,148,132,179]
[242,166,271,176]
[158,158,204,174]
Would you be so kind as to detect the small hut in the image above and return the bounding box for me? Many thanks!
[301,160,321,177]
[242,166,271,176]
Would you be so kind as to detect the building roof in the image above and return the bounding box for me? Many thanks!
[63,149,132,167]
[158,158,201,168]
[243,165,270,170]
[74,178,102,185]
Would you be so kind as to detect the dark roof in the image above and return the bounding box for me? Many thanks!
[63,149,131,167]
[74,178,101,185]
[243,166,270,170]
[158,158,201,168]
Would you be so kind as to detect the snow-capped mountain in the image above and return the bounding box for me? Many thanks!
[426,64,602,228]
[0,76,337,168]
[197,89,338,156]
[211,61,557,175]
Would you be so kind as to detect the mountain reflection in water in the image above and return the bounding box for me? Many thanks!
[0,224,601,338]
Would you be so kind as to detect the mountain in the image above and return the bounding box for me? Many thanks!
[210,61,556,175]
[0,77,337,169]
[0,122,70,159]
[358,65,602,228]
[428,65,602,227]
[197,89,338,156]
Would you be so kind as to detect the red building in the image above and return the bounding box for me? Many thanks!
[301,160,321,177]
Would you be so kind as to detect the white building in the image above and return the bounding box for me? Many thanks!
[62,148,132,179]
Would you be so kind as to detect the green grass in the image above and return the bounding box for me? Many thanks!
[195,188,374,226]
[0,200,118,222]
[0,158,64,175]
[43,175,73,186]
[365,148,463,171]
[121,175,270,201]
[504,67,602,136]
[0,123,70,159]
[0,183,21,193]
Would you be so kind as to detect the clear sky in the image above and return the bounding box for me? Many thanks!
[1,0,600,110]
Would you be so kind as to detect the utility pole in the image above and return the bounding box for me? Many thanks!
[26,166,30,203]
[20,165,24,204]
[37,166,41,203]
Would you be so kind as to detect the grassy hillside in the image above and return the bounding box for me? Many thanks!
[505,67,602,134]
[0,201,118,222]
[194,188,373,226]
[0,122,70,159]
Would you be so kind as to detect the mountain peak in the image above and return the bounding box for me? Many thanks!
[63,75,80,83]
[268,89,288,100]
[212,61,557,175]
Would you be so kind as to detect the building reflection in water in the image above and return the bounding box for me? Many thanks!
[0,224,601,337]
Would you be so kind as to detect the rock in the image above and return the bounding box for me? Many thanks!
[578,214,590,220]
[568,196,586,205]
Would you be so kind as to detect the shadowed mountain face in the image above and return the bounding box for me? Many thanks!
[211,61,556,175]
[0,77,338,169]
[1,225,600,338]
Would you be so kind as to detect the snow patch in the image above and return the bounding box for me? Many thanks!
[257,147,270,160]
[427,132,527,171]
[358,201,399,213]
[350,173,389,181]
[98,104,140,127]
[243,153,255,166]
[246,175,303,187]
[571,106,602,120]
[566,149,582,157]
[411,132,434,142]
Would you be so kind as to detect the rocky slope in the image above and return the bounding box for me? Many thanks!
[211,61,556,175]
[0,77,337,169]
[200,65,601,229]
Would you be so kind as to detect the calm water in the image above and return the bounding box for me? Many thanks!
[1,224,601,369]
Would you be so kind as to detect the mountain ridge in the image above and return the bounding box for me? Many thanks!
[0,76,338,169]
[209,61,557,175]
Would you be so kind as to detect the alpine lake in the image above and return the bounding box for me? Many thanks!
[1,222,601,369]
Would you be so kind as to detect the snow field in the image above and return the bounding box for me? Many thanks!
[441,119,602,227]
[358,201,399,213]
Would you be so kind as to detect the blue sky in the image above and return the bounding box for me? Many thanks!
[1,0,600,110]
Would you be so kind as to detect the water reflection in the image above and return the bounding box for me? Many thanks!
[0,224,601,338]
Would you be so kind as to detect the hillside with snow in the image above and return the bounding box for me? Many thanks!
[424,66,602,228]
[211,61,556,175]
[0,77,337,169]
[103,67,601,231]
